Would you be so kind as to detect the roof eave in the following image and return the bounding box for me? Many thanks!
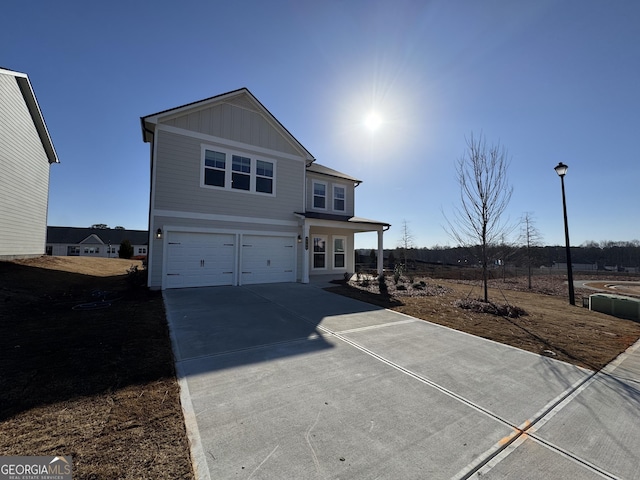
[5,69,60,164]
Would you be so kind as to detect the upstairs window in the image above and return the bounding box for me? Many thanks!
[333,185,346,212]
[256,160,274,194]
[201,145,276,195]
[232,155,251,191]
[313,181,326,209]
[204,150,226,187]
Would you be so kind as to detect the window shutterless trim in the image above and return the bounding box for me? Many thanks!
[333,183,346,213]
[200,144,277,196]
[312,180,327,210]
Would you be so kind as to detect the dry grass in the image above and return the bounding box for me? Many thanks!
[0,256,194,480]
[327,273,640,371]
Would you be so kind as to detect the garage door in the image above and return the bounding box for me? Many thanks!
[165,232,235,288]
[240,235,295,285]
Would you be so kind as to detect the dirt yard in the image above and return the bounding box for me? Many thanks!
[327,272,640,371]
[0,256,194,479]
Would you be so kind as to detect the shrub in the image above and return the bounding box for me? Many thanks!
[119,239,134,259]
[378,275,388,294]
[126,263,147,288]
[393,264,404,285]
[454,298,527,318]
[412,283,424,290]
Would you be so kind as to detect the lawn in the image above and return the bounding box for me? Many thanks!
[0,256,194,479]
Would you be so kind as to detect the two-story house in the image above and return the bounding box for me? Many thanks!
[141,88,389,289]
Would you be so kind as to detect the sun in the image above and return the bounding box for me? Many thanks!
[364,111,383,132]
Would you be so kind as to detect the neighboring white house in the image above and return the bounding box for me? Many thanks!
[141,88,389,289]
[46,226,149,258]
[0,68,59,259]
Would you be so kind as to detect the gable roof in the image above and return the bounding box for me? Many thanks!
[47,227,149,246]
[306,163,362,185]
[0,67,59,164]
[140,87,315,162]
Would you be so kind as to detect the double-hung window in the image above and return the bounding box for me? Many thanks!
[333,236,346,269]
[232,155,251,191]
[313,181,327,209]
[204,150,226,187]
[333,185,346,212]
[202,146,276,195]
[313,236,327,269]
[256,160,274,194]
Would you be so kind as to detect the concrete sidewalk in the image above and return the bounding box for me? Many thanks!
[163,283,640,479]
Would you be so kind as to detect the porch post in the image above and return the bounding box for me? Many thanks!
[377,228,384,277]
[302,222,310,283]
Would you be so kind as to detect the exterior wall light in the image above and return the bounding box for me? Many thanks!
[156,228,162,239]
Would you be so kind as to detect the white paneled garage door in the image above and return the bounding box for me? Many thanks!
[165,232,236,288]
[240,235,295,285]
[164,231,296,288]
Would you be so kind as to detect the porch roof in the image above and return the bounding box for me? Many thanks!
[295,212,390,231]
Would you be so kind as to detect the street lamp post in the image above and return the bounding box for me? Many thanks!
[554,162,575,305]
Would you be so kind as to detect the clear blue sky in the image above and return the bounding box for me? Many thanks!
[3,1,639,249]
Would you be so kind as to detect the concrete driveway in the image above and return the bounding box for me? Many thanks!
[163,283,640,480]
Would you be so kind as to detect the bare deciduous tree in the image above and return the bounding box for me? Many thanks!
[397,219,415,268]
[445,132,513,302]
[519,212,543,289]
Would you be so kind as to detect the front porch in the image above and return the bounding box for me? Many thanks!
[295,212,390,284]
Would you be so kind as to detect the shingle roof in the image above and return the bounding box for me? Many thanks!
[295,211,390,227]
[306,163,362,184]
[47,227,148,245]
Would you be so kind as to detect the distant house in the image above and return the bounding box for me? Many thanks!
[46,226,149,258]
[141,88,389,289]
[0,68,59,259]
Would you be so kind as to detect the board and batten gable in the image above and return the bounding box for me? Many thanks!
[0,70,57,259]
[160,96,301,157]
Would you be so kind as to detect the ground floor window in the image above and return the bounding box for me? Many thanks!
[333,236,346,269]
[313,235,327,269]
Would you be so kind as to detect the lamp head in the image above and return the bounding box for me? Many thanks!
[554,162,568,177]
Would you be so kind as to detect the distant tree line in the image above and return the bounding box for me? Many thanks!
[357,240,640,271]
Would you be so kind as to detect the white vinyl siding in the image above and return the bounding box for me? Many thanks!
[0,74,51,258]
